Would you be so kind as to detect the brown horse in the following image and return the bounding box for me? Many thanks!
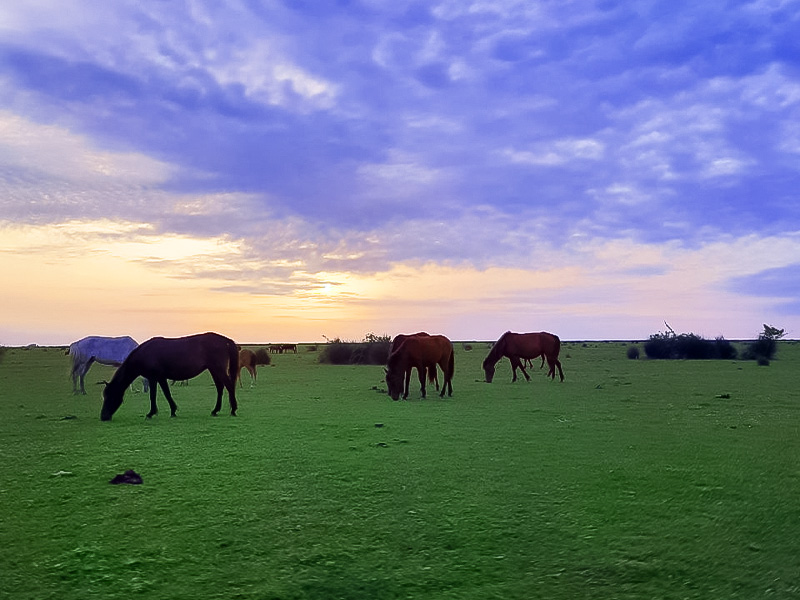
[390,332,439,391]
[385,334,454,400]
[237,348,258,387]
[100,332,239,421]
[483,331,564,383]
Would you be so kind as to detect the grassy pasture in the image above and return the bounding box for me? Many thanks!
[1,342,799,599]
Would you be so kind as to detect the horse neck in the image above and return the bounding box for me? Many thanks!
[484,339,504,366]
[110,360,141,391]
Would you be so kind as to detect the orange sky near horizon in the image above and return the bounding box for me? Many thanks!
[2,220,796,346]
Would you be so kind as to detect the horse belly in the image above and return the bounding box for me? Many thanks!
[163,365,207,381]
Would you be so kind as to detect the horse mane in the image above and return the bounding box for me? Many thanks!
[484,331,511,366]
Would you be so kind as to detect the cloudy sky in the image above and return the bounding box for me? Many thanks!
[1,0,798,345]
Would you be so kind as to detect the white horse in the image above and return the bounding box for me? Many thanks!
[68,336,148,394]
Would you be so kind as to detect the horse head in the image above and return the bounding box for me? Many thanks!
[100,380,124,421]
[482,360,496,383]
[384,367,403,401]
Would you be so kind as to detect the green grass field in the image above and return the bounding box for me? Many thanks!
[1,342,799,599]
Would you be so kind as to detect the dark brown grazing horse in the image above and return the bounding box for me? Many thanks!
[100,332,239,421]
[385,334,454,400]
[483,331,564,383]
[390,332,439,391]
[237,348,258,387]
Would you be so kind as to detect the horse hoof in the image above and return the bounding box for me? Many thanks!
[211,411,219,417]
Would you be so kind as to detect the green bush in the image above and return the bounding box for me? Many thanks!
[253,348,272,365]
[714,337,738,360]
[318,334,391,365]
[743,324,784,362]
[644,329,737,360]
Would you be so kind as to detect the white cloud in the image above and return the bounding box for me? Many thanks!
[205,40,339,110]
[0,111,175,186]
[502,137,604,166]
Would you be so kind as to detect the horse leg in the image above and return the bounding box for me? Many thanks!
[71,365,80,394]
[417,366,427,398]
[438,361,450,398]
[403,367,412,400]
[509,357,521,382]
[210,369,237,416]
[211,378,224,416]
[75,361,90,395]
[554,358,564,381]
[146,381,160,418]
[227,375,238,416]
[159,380,179,417]
[517,357,531,382]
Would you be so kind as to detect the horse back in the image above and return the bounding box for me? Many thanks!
[391,334,452,366]
[511,332,560,358]
[69,335,138,364]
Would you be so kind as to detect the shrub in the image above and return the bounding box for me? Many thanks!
[627,346,640,360]
[675,333,716,359]
[743,337,777,361]
[253,348,272,365]
[644,332,676,359]
[743,324,785,362]
[714,337,738,360]
[318,334,391,366]
[644,327,738,360]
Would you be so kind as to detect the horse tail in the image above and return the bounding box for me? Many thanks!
[549,333,564,381]
[448,345,455,379]
[228,341,239,386]
[444,342,455,396]
[427,367,436,384]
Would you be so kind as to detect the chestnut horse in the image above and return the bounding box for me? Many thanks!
[390,332,439,391]
[385,334,454,400]
[483,331,564,383]
[100,332,239,421]
[237,348,258,387]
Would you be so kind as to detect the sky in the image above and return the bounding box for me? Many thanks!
[1,0,799,346]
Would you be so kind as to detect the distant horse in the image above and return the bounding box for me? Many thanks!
[385,334,454,400]
[67,335,147,395]
[523,356,546,369]
[100,332,239,421]
[237,348,258,387]
[390,332,439,391]
[483,331,564,383]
